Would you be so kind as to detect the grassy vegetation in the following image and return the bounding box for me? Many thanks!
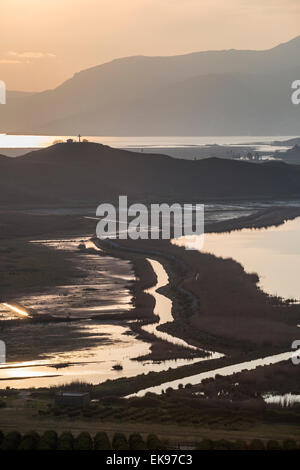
[0,239,75,299]
[32,393,299,432]
[0,391,299,446]
[0,211,96,241]
[0,210,96,299]
[3,386,293,446]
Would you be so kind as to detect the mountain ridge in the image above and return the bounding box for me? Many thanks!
[2,35,300,135]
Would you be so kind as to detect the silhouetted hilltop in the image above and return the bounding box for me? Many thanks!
[1,143,300,206]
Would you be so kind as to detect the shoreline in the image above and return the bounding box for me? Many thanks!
[205,205,300,233]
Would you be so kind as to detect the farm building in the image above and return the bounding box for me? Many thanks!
[55,392,90,408]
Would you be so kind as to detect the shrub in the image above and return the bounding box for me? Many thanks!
[129,433,146,450]
[1,431,21,450]
[74,432,93,450]
[233,440,248,450]
[112,433,129,450]
[282,439,298,450]
[197,439,214,450]
[213,439,234,450]
[248,439,265,450]
[94,432,111,450]
[147,434,165,450]
[266,440,281,450]
[57,431,74,450]
[38,430,58,450]
[19,431,40,450]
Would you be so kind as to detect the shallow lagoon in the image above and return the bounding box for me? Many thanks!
[174,217,300,301]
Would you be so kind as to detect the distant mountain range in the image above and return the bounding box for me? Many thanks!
[1,142,300,206]
[1,36,300,136]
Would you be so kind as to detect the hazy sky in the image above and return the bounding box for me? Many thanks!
[1,0,300,92]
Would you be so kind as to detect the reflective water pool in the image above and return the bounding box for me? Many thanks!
[173,217,300,301]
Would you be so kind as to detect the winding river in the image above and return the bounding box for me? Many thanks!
[143,259,204,351]
[1,217,300,394]
[0,240,212,388]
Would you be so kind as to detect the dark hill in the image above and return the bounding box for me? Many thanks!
[1,143,300,207]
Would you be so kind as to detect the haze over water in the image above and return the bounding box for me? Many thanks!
[0,134,294,152]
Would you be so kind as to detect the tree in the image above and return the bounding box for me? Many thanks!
[112,433,129,450]
[94,432,111,450]
[74,432,93,451]
[282,439,298,450]
[248,439,265,450]
[197,439,214,450]
[19,431,40,450]
[233,439,248,450]
[213,439,234,450]
[58,431,74,450]
[38,430,58,450]
[129,433,146,450]
[1,431,21,450]
[147,434,165,450]
[266,440,281,450]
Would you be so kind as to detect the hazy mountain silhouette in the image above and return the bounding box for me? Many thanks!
[1,143,300,206]
[275,144,300,164]
[2,36,300,135]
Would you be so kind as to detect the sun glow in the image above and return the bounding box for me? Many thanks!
[0,134,64,149]
[2,303,29,317]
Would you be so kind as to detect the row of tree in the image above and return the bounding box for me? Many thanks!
[0,431,298,450]
[0,431,165,451]
[197,438,299,450]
